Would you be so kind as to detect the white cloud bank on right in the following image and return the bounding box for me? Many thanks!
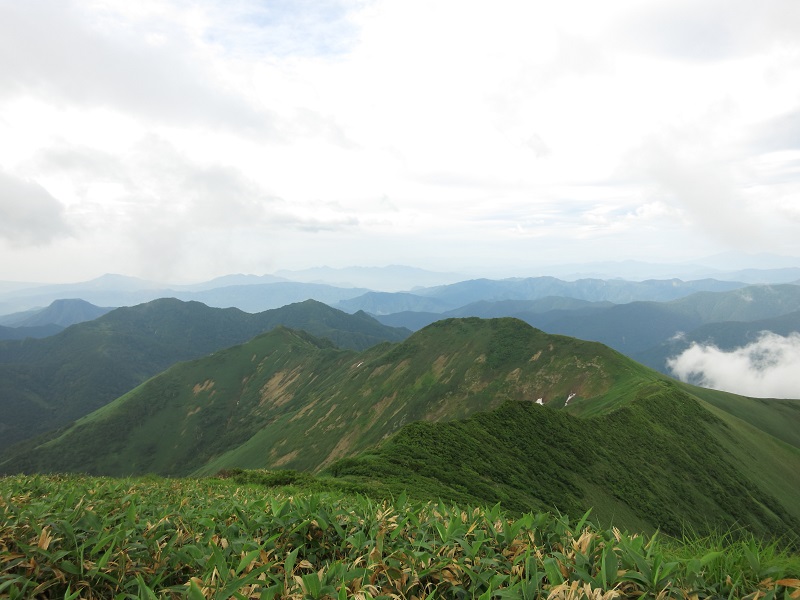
[667,331,800,399]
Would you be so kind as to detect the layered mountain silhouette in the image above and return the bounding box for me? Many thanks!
[4,317,798,540]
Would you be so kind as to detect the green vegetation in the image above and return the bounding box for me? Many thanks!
[4,317,800,544]
[328,382,800,541]
[2,474,798,599]
[1,318,654,478]
[2,311,800,597]
[0,298,408,452]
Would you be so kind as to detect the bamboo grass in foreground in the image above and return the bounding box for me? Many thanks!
[1,474,799,599]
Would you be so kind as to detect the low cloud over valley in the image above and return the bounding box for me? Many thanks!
[668,331,800,398]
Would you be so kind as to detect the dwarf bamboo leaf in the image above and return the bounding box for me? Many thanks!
[284,546,300,579]
[187,579,206,600]
[543,557,565,586]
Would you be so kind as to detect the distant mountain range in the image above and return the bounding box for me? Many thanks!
[2,271,798,387]
[0,271,755,329]
[0,298,112,328]
[2,270,799,384]
[367,284,800,375]
[0,275,372,316]
[4,317,798,540]
[3,256,799,317]
[0,266,468,315]
[335,277,748,314]
[274,265,467,291]
[513,253,800,283]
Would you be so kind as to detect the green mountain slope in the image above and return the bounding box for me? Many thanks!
[0,299,408,451]
[0,318,658,477]
[6,317,798,540]
[676,382,800,449]
[328,381,800,539]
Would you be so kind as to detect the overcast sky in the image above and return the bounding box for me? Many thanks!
[1,0,799,283]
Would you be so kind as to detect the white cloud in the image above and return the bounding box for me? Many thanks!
[667,332,800,399]
[616,0,800,62]
[0,0,799,281]
[0,0,276,135]
[0,170,72,245]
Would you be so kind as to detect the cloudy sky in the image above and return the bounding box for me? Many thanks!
[1,0,799,283]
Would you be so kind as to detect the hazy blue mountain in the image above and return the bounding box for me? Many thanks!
[0,299,112,328]
[0,274,172,315]
[0,274,164,298]
[371,297,615,331]
[0,276,370,315]
[183,282,371,313]
[275,265,466,291]
[663,284,800,322]
[712,268,800,284]
[523,301,704,354]
[417,277,747,305]
[336,292,453,315]
[171,273,289,291]
[445,297,614,318]
[533,254,800,283]
[529,259,718,281]
[0,307,40,326]
[338,277,748,315]
[520,284,800,354]
[0,280,47,295]
[372,311,444,330]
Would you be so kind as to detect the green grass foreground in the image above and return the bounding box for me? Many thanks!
[1,474,799,599]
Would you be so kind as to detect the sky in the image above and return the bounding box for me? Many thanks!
[1,0,800,284]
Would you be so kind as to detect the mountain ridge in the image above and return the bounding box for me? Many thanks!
[0,298,408,451]
[5,317,798,540]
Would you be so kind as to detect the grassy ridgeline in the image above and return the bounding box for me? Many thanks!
[1,474,798,599]
[5,318,800,546]
[327,381,800,542]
